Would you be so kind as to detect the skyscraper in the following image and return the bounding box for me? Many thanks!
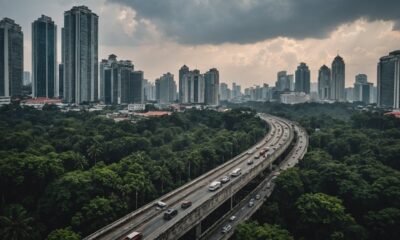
[129,71,144,103]
[100,54,120,104]
[157,72,176,104]
[331,55,345,101]
[179,65,189,102]
[119,60,135,104]
[353,74,368,102]
[219,82,229,101]
[295,63,310,94]
[63,6,98,104]
[32,15,57,98]
[0,18,23,97]
[204,68,219,105]
[377,50,400,109]
[181,70,205,104]
[318,65,331,100]
[276,71,292,91]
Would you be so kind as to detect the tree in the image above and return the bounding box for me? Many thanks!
[0,204,34,240]
[294,193,357,239]
[234,222,293,240]
[46,228,80,240]
[87,141,104,165]
[364,208,400,240]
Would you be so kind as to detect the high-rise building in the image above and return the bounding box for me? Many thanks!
[63,6,98,104]
[32,15,57,98]
[100,55,139,104]
[23,71,31,86]
[219,82,229,101]
[318,65,331,100]
[232,82,242,98]
[179,65,189,102]
[353,74,369,103]
[181,70,205,104]
[0,18,23,97]
[276,71,292,91]
[100,54,120,104]
[295,62,310,94]
[331,55,345,101]
[157,73,176,104]
[119,60,135,104]
[129,71,144,104]
[204,68,219,105]
[377,50,400,109]
[58,64,64,98]
[144,80,156,101]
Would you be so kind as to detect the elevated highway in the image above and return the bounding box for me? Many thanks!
[85,113,303,240]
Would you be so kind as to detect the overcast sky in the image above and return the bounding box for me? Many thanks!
[1,0,400,88]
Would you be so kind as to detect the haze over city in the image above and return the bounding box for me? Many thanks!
[1,0,400,88]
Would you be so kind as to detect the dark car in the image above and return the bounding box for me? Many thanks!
[163,208,178,220]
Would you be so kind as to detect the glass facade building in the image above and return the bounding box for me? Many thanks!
[32,15,57,98]
[63,6,98,104]
[377,50,400,109]
[0,18,23,97]
[295,62,310,94]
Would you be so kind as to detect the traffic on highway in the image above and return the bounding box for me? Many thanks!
[84,114,301,240]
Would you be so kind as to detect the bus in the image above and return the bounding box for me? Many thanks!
[230,168,242,177]
[208,181,221,191]
[123,231,142,240]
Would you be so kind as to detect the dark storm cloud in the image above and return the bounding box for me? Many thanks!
[108,0,400,44]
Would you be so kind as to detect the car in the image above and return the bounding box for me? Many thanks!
[229,216,237,222]
[230,168,242,177]
[256,145,261,149]
[208,181,222,191]
[247,150,253,155]
[256,194,261,200]
[247,159,254,165]
[254,153,260,159]
[221,175,230,183]
[222,224,232,233]
[248,201,254,207]
[181,200,192,209]
[266,182,271,189]
[123,231,142,240]
[154,201,167,209]
[163,208,178,220]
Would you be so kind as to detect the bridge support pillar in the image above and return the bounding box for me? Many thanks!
[195,222,202,239]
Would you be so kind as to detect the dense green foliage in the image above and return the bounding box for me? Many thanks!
[0,105,266,239]
[233,102,400,240]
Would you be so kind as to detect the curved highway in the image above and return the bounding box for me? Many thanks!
[85,113,298,240]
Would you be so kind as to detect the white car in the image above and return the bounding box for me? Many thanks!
[229,216,237,222]
[222,224,232,233]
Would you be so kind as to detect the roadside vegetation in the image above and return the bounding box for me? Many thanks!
[232,102,400,240]
[0,105,266,239]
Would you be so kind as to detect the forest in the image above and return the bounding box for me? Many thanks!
[232,102,400,240]
[0,105,266,239]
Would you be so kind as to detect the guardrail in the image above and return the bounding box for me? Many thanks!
[84,116,276,240]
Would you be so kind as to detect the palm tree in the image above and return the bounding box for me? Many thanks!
[0,205,34,240]
[87,141,103,165]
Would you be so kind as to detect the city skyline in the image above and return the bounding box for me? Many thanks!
[1,0,400,88]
